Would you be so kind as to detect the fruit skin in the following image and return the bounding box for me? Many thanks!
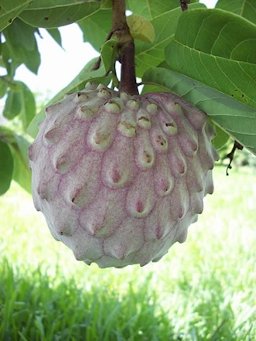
[29,83,218,268]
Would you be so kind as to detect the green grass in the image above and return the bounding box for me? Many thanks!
[0,166,256,340]
[0,260,171,340]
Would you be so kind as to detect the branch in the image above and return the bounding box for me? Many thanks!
[112,0,127,32]
[112,0,138,95]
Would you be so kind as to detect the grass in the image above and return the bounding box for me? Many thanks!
[0,260,170,340]
[0,166,256,340]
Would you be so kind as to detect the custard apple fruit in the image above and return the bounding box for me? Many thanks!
[29,83,218,268]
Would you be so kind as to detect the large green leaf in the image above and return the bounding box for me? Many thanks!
[27,57,109,138]
[165,9,256,109]
[143,67,256,155]
[134,2,205,77]
[128,0,199,20]
[79,8,111,51]
[0,140,13,195]
[25,0,100,10]
[19,2,100,28]
[216,0,256,25]
[0,0,30,31]
[3,18,40,74]
[128,0,178,20]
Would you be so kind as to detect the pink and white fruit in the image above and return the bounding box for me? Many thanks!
[29,83,218,268]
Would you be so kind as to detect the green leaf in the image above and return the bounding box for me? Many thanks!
[2,82,35,127]
[212,125,230,151]
[143,67,256,155]
[100,0,111,9]
[3,18,41,74]
[127,15,155,43]
[3,89,22,120]
[216,0,256,25]
[101,38,118,72]
[134,2,205,77]
[0,42,14,77]
[128,0,199,20]
[9,135,31,193]
[27,57,110,138]
[26,0,100,10]
[0,126,31,193]
[0,0,30,31]
[165,9,256,109]
[79,8,111,51]
[46,28,62,47]
[0,140,13,195]
[19,2,100,28]
[17,81,36,129]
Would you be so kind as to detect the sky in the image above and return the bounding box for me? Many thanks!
[14,0,218,99]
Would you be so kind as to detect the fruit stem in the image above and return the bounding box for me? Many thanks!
[112,0,138,95]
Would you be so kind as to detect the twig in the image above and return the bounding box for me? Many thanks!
[225,141,243,176]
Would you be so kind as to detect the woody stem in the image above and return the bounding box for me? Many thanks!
[112,0,138,95]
